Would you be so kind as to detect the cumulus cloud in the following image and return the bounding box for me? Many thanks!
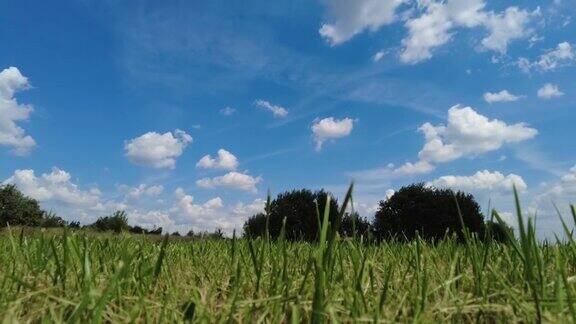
[418,105,537,163]
[392,105,537,175]
[483,90,522,103]
[520,42,575,72]
[537,83,564,99]
[219,107,236,116]
[254,99,288,118]
[3,168,101,207]
[427,170,527,192]
[319,0,406,46]
[0,67,37,155]
[125,184,164,201]
[196,149,239,170]
[232,198,266,217]
[400,1,533,64]
[311,117,354,151]
[170,188,224,225]
[196,171,261,192]
[536,42,574,71]
[480,7,533,54]
[124,130,192,169]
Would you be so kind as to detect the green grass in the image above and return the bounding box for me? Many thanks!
[1,189,576,322]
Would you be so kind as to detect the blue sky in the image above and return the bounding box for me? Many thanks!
[1,0,575,237]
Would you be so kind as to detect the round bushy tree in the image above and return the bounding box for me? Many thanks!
[90,211,130,233]
[0,184,45,227]
[244,189,339,241]
[483,220,513,243]
[339,212,371,238]
[373,183,485,242]
[243,213,267,239]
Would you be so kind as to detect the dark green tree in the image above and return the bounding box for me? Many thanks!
[483,220,513,243]
[373,184,485,242]
[90,210,130,233]
[243,189,339,242]
[243,213,267,239]
[0,184,45,227]
[339,212,371,238]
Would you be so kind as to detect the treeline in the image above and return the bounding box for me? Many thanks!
[0,184,227,238]
[2,182,512,243]
[244,184,512,243]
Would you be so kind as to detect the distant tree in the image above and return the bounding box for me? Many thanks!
[211,228,224,239]
[147,227,163,235]
[129,225,147,234]
[69,221,81,229]
[41,212,68,228]
[90,211,130,233]
[0,184,45,227]
[243,213,267,239]
[373,184,485,242]
[186,230,195,237]
[339,212,371,238]
[483,220,513,243]
[243,189,339,242]
[171,231,181,237]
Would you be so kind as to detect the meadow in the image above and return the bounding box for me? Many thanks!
[1,201,576,323]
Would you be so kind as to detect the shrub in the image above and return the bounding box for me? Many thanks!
[41,212,68,228]
[0,184,45,227]
[339,212,371,238]
[373,183,485,242]
[69,221,81,229]
[244,189,339,242]
[90,211,130,233]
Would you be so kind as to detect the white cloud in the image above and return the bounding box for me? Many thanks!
[254,99,288,118]
[480,7,533,54]
[125,184,164,201]
[196,171,261,192]
[536,42,574,71]
[427,170,527,192]
[128,210,173,230]
[0,67,37,155]
[394,160,435,175]
[319,0,406,46]
[400,1,533,64]
[311,117,354,151]
[372,50,386,62]
[219,106,236,116]
[3,168,101,207]
[417,105,537,164]
[483,90,522,103]
[196,149,239,171]
[232,198,266,217]
[124,129,192,169]
[537,83,564,99]
[517,42,575,73]
[170,188,224,225]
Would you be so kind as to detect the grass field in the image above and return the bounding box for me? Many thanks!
[1,192,576,322]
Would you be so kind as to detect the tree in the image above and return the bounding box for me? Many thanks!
[90,211,130,233]
[483,220,513,243]
[243,189,339,242]
[243,213,267,239]
[0,184,45,227]
[339,212,371,238]
[373,184,485,242]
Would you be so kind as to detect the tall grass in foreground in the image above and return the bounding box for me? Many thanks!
[1,187,576,322]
